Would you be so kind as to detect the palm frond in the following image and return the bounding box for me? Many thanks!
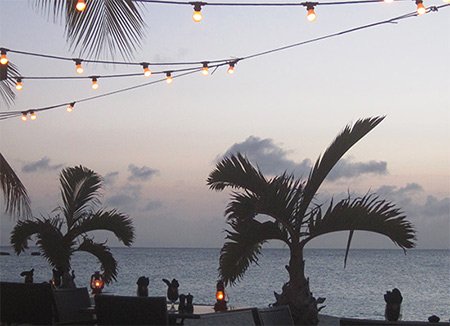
[33,0,146,59]
[297,116,385,219]
[68,209,135,246]
[303,194,416,252]
[0,153,32,218]
[219,219,287,285]
[207,153,268,194]
[76,237,118,283]
[0,62,20,108]
[225,175,302,239]
[59,165,102,229]
[10,217,73,269]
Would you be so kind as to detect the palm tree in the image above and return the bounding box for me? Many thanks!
[10,165,134,287]
[32,0,146,59]
[207,116,416,325]
[0,152,32,218]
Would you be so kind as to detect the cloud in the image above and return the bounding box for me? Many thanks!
[105,184,163,213]
[142,200,163,212]
[220,136,387,180]
[127,164,159,182]
[22,157,63,173]
[104,171,119,186]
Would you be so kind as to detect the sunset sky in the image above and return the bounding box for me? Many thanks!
[1,0,448,249]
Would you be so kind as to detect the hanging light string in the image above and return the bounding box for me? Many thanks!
[0,4,446,121]
[134,0,407,6]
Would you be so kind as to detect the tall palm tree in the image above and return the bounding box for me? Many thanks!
[10,165,134,287]
[0,152,32,218]
[207,116,416,325]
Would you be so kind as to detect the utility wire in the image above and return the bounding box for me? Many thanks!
[0,4,447,121]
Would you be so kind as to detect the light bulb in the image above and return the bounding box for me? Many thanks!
[192,3,203,22]
[142,63,152,77]
[67,102,75,112]
[166,72,173,84]
[21,113,27,121]
[30,111,37,120]
[75,60,83,74]
[384,0,394,3]
[306,6,316,22]
[16,78,23,91]
[227,62,235,74]
[202,62,209,76]
[0,50,7,65]
[76,0,86,12]
[91,77,99,90]
[416,0,426,15]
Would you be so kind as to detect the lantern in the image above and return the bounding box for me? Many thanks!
[214,280,227,312]
[90,271,105,295]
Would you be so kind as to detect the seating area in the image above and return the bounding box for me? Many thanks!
[340,317,450,326]
[0,282,296,326]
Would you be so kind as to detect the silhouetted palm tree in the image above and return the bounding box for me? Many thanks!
[33,0,146,59]
[11,165,134,287]
[207,117,416,325]
[0,152,32,218]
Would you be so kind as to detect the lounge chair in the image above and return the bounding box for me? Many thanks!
[257,305,294,326]
[53,287,95,325]
[0,281,56,325]
[183,308,261,325]
[94,294,169,325]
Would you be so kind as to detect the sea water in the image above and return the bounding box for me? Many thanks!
[0,247,448,321]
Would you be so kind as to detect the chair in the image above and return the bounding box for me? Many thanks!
[94,294,169,325]
[53,287,95,325]
[0,281,56,325]
[183,308,261,326]
[257,305,294,326]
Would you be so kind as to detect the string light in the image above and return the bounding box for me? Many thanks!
[192,2,204,22]
[15,78,23,90]
[1,5,448,122]
[91,77,99,89]
[30,111,37,120]
[21,112,27,121]
[75,59,84,74]
[0,49,8,65]
[166,72,173,84]
[142,63,152,77]
[201,62,209,76]
[227,62,236,74]
[76,0,86,12]
[67,102,75,112]
[416,0,426,14]
[306,4,317,21]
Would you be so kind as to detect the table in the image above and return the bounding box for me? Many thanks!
[168,305,215,325]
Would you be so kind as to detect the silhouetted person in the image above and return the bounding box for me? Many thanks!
[20,268,34,283]
[137,276,149,297]
[384,288,403,321]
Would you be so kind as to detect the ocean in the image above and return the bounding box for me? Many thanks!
[0,247,448,322]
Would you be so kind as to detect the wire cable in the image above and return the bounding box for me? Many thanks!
[0,4,447,121]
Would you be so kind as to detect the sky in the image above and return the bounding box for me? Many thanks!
[0,0,449,249]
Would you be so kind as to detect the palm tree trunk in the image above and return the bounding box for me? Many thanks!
[274,247,319,325]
